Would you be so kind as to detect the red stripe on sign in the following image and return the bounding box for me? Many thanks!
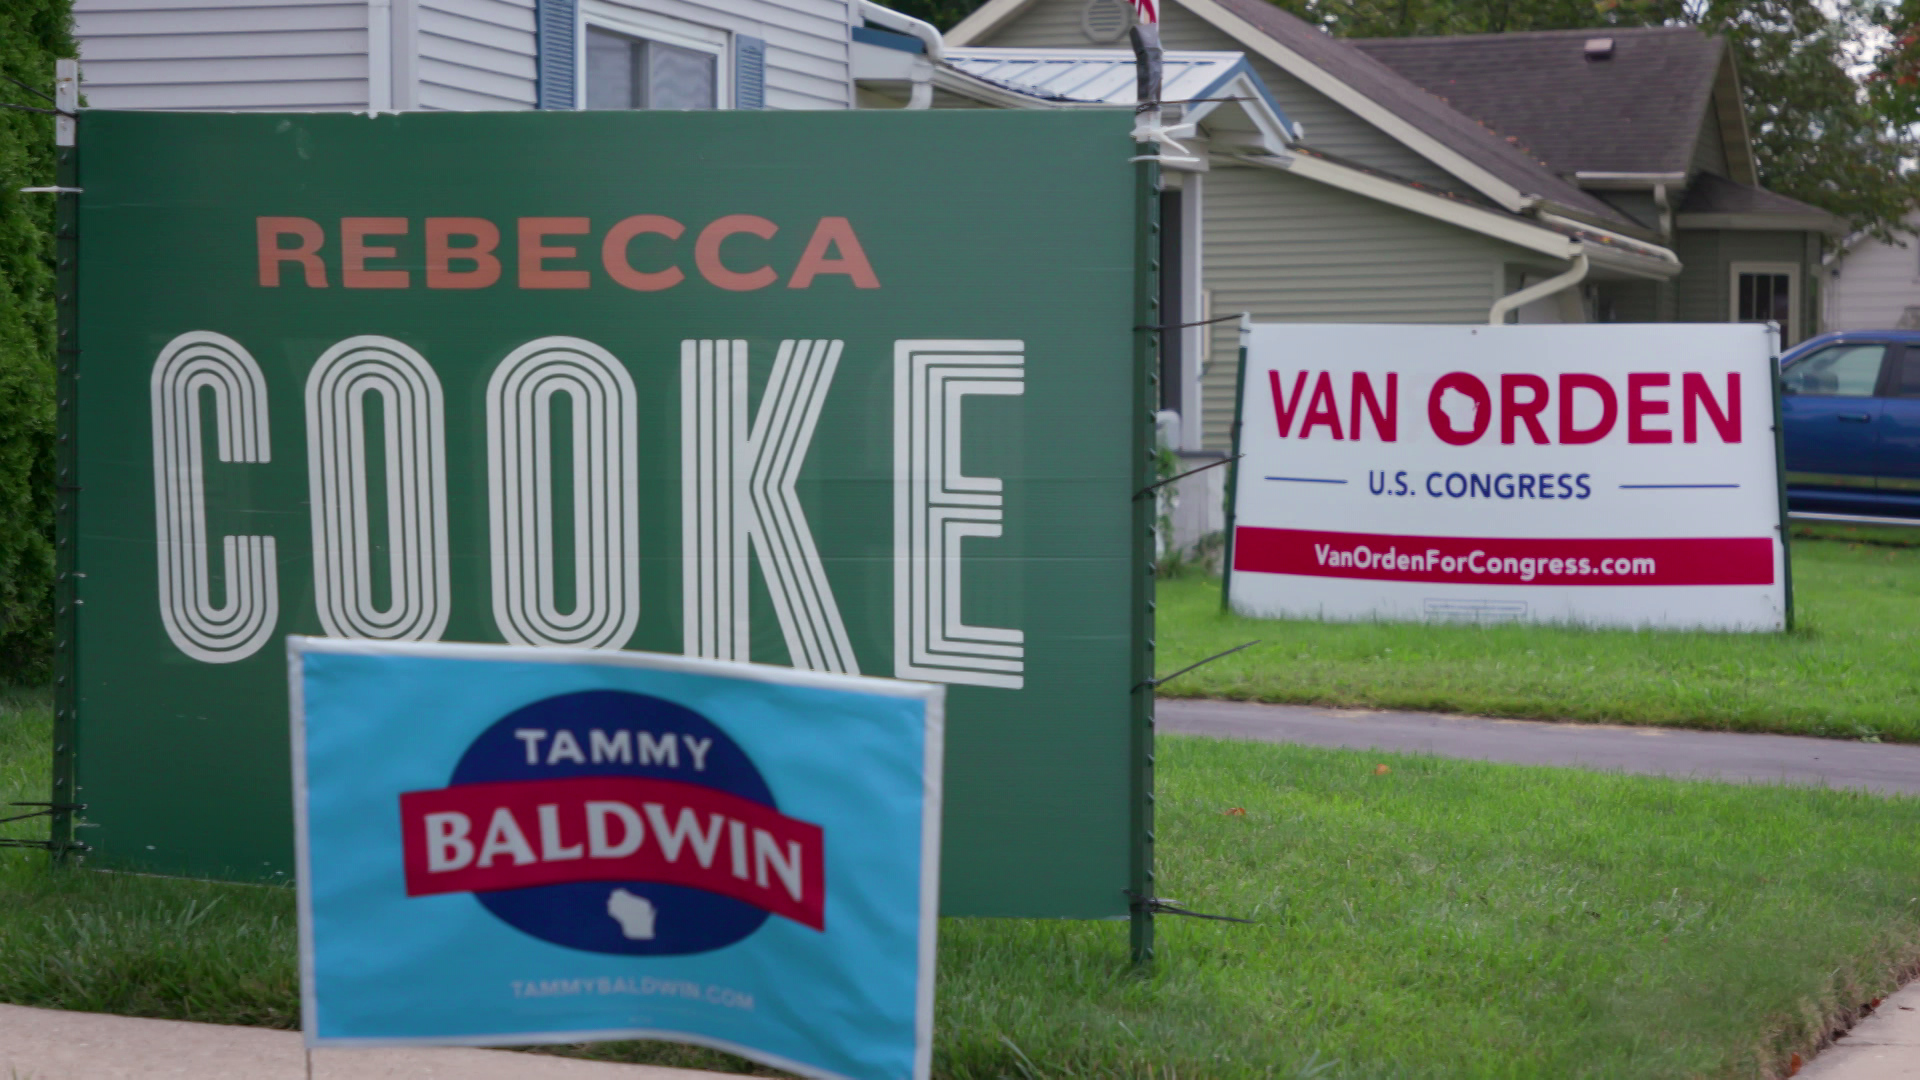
[1232,527,1774,586]
[399,776,825,931]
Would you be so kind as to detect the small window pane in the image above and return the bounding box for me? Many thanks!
[1736,272,1793,324]
[1782,344,1886,397]
[645,40,716,110]
[1767,274,1791,321]
[586,28,639,109]
[1896,352,1920,397]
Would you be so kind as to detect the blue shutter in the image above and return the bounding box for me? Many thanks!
[537,0,578,109]
[734,35,766,110]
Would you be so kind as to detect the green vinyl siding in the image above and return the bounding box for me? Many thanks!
[1673,228,1820,344]
[1596,279,1661,323]
[1197,162,1544,448]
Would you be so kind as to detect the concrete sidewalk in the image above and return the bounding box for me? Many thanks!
[1801,980,1920,1079]
[1158,698,1920,796]
[0,1004,729,1079]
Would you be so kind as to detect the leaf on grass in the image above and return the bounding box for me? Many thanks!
[1789,1052,1803,1075]
[1374,765,1391,775]
[1223,807,1247,816]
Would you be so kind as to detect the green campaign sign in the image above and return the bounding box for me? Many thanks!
[60,110,1155,921]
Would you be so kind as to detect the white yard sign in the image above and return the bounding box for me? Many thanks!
[1226,323,1788,631]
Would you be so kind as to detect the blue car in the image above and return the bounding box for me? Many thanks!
[1780,329,1920,518]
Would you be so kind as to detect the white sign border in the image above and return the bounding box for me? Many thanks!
[288,635,946,1080]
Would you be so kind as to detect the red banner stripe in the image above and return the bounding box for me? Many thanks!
[399,776,825,931]
[1232,527,1774,586]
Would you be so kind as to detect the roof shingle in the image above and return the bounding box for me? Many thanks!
[1196,0,1642,228]
[1350,26,1723,178]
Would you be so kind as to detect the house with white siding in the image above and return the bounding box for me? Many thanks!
[1824,219,1920,331]
[72,0,860,113]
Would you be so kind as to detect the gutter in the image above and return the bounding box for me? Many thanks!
[1489,253,1589,325]
[1571,171,1688,190]
[1535,210,1680,268]
[858,0,943,108]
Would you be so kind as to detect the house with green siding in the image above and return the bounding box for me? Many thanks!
[918,0,1839,461]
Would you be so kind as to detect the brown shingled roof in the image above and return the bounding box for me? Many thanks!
[1199,0,1643,230]
[1350,26,1723,179]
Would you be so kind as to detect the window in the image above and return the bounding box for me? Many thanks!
[1893,349,1920,397]
[1781,344,1886,397]
[1729,261,1800,343]
[583,19,723,110]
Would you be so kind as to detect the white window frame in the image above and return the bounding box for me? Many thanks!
[578,1,731,110]
[1729,261,1800,344]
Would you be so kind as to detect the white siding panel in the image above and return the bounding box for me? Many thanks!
[1197,163,1522,448]
[77,4,368,35]
[420,32,536,76]
[82,0,347,10]
[428,0,536,31]
[79,78,368,108]
[416,7,532,54]
[78,28,365,59]
[418,0,535,112]
[1828,221,1920,331]
[77,0,369,111]
[765,64,845,107]
[419,75,533,109]
[420,57,534,101]
[84,54,368,83]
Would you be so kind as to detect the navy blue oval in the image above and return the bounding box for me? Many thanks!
[449,689,773,955]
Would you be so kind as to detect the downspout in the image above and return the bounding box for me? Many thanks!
[857,0,942,108]
[1489,253,1590,325]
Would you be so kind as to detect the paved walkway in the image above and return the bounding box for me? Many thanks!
[1801,979,1920,1079]
[1158,698,1920,796]
[0,1003,726,1079]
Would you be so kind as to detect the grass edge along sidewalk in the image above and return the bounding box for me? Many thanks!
[1158,527,1920,743]
[7,692,1920,1078]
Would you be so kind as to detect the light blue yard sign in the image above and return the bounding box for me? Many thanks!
[289,637,943,1080]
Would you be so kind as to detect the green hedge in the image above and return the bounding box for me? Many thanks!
[0,1,71,683]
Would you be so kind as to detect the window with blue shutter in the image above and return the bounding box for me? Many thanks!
[537,0,579,109]
[734,35,766,110]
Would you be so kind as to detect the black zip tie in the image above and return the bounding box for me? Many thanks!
[1,74,55,103]
[1136,312,1246,332]
[1125,890,1256,923]
[1137,639,1259,691]
[1137,454,1240,499]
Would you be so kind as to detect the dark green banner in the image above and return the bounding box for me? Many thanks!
[64,110,1154,919]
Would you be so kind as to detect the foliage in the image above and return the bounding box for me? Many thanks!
[0,0,69,682]
[1160,533,1920,741]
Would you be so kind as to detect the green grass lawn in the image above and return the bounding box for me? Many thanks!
[6,690,1920,1078]
[1157,528,1920,742]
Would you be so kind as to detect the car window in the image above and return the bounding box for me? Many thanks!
[1782,344,1887,397]
[1893,350,1920,398]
